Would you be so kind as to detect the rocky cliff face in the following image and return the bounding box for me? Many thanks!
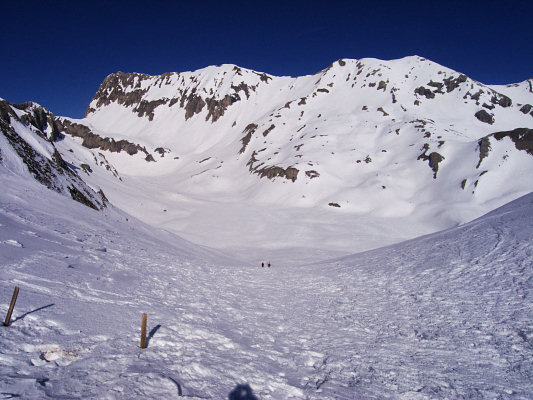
[0,101,107,210]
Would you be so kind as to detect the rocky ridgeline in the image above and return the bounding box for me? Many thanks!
[0,101,107,210]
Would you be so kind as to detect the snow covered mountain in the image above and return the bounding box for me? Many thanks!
[1,56,532,258]
[1,56,532,398]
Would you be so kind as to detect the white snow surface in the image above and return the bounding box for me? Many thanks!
[1,155,532,398]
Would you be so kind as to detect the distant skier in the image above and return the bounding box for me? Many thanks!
[261,262,264,268]
[268,262,271,268]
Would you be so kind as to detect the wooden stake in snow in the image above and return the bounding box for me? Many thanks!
[140,313,147,349]
[4,286,19,326]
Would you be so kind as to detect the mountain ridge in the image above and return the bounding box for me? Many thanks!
[1,56,532,257]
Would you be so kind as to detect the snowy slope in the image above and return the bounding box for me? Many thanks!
[46,56,533,258]
[1,157,532,398]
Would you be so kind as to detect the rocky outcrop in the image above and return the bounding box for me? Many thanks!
[86,72,150,115]
[519,104,532,114]
[418,143,445,178]
[428,152,445,178]
[87,70,250,123]
[0,101,106,210]
[246,150,299,182]
[205,94,240,122]
[492,128,533,155]
[477,136,491,168]
[254,165,299,182]
[415,86,435,99]
[182,92,206,120]
[443,74,467,92]
[490,93,512,108]
[55,119,149,156]
[475,109,494,124]
[239,123,258,154]
[135,99,168,121]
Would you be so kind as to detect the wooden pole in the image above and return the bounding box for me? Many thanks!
[140,313,147,349]
[4,286,19,326]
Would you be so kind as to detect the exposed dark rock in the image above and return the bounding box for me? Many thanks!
[477,136,491,168]
[461,179,467,190]
[21,105,47,132]
[262,124,275,137]
[428,152,445,178]
[68,186,99,210]
[231,82,252,99]
[317,88,329,93]
[86,71,151,116]
[465,89,483,103]
[482,103,495,110]
[81,163,92,173]
[253,72,272,83]
[56,119,148,156]
[390,88,398,103]
[239,123,258,154]
[377,107,389,116]
[418,145,444,178]
[246,151,299,182]
[443,74,467,92]
[475,109,494,124]
[377,80,387,91]
[519,104,532,114]
[328,202,340,208]
[0,100,15,123]
[205,94,240,122]
[415,86,435,99]
[427,80,444,93]
[305,170,320,179]
[154,147,170,157]
[492,128,533,155]
[298,97,307,105]
[253,165,299,182]
[96,190,108,207]
[338,59,346,66]
[135,99,168,120]
[182,93,206,120]
[0,110,104,210]
[145,154,155,162]
[490,93,512,108]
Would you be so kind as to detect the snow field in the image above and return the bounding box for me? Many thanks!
[1,166,532,398]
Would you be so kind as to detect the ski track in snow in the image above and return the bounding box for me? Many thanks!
[1,182,533,398]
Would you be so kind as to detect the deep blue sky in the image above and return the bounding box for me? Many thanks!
[2,0,531,119]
